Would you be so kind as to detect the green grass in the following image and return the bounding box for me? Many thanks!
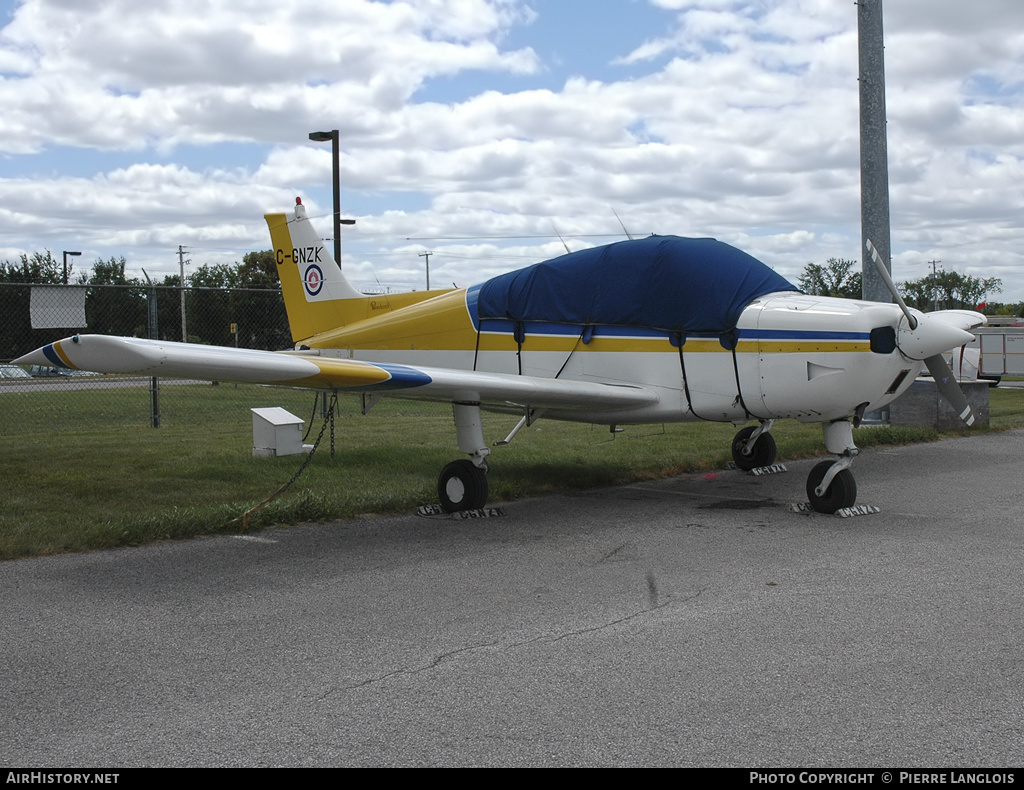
[2,383,1022,560]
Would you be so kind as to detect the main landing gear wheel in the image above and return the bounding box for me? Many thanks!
[806,460,857,514]
[438,459,488,513]
[731,426,777,471]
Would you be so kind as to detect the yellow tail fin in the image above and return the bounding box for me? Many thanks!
[265,199,441,344]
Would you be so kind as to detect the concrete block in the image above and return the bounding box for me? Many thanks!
[888,380,990,430]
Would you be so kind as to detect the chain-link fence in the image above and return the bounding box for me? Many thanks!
[1,282,296,433]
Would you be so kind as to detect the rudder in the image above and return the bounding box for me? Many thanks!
[265,198,366,343]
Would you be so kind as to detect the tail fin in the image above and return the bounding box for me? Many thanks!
[266,198,453,345]
[265,198,371,343]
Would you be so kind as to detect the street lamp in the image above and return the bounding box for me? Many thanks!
[308,130,343,265]
[62,250,81,285]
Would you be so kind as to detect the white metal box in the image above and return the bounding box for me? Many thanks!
[251,407,306,457]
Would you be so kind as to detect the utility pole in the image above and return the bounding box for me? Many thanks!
[929,259,942,312]
[178,245,189,342]
[419,251,432,290]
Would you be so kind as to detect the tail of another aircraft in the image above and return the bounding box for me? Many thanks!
[265,198,442,344]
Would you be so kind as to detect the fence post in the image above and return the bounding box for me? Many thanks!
[143,270,161,428]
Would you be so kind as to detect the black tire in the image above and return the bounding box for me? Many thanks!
[731,426,778,471]
[806,460,857,514]
[438,459,488,513]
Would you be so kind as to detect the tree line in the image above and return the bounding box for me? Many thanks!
[0,249,280,289]
[3,248,1016,362]
[1,250,290,360]
[797,257,1012,314]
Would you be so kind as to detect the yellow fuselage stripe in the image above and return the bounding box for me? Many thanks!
[302,288,871,356]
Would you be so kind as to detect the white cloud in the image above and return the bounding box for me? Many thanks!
[1,0,1023,300]
[0,0,540,153]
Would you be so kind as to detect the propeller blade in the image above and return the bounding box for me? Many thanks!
[924,354,975,426]
[866,239,917,329]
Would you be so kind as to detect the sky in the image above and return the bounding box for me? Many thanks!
[1,0,1022,300]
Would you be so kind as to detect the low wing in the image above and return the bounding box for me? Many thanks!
[14,335,658,413]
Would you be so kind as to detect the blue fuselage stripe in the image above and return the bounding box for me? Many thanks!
[42,345,72,368]
[464,286,870,343]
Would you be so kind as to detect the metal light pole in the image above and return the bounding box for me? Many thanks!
[858,0,893,303]
[62,250,81,285]
[309,130,342,265]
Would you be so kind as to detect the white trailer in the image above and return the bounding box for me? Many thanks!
[962,326,1024,383]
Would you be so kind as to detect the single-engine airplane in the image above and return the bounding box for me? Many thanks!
[16,199,984,514]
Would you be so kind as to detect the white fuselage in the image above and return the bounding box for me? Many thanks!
[322,291,920,426]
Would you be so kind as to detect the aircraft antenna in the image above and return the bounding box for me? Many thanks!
[612,208,635,241]
[552,224,572,255]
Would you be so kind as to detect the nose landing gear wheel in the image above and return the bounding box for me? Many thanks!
[731,426,778,471]
[806,460,857,514]
[438,459,489,513]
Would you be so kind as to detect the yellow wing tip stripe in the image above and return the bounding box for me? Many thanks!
[295,357,393,388]
[52,340,76,368]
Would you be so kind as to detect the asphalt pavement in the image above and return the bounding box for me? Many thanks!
[2,429,1022,767]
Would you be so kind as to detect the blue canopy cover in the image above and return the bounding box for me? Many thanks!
[476,235,798,334]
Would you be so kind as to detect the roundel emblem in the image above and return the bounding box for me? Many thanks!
[303,264,324,297]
